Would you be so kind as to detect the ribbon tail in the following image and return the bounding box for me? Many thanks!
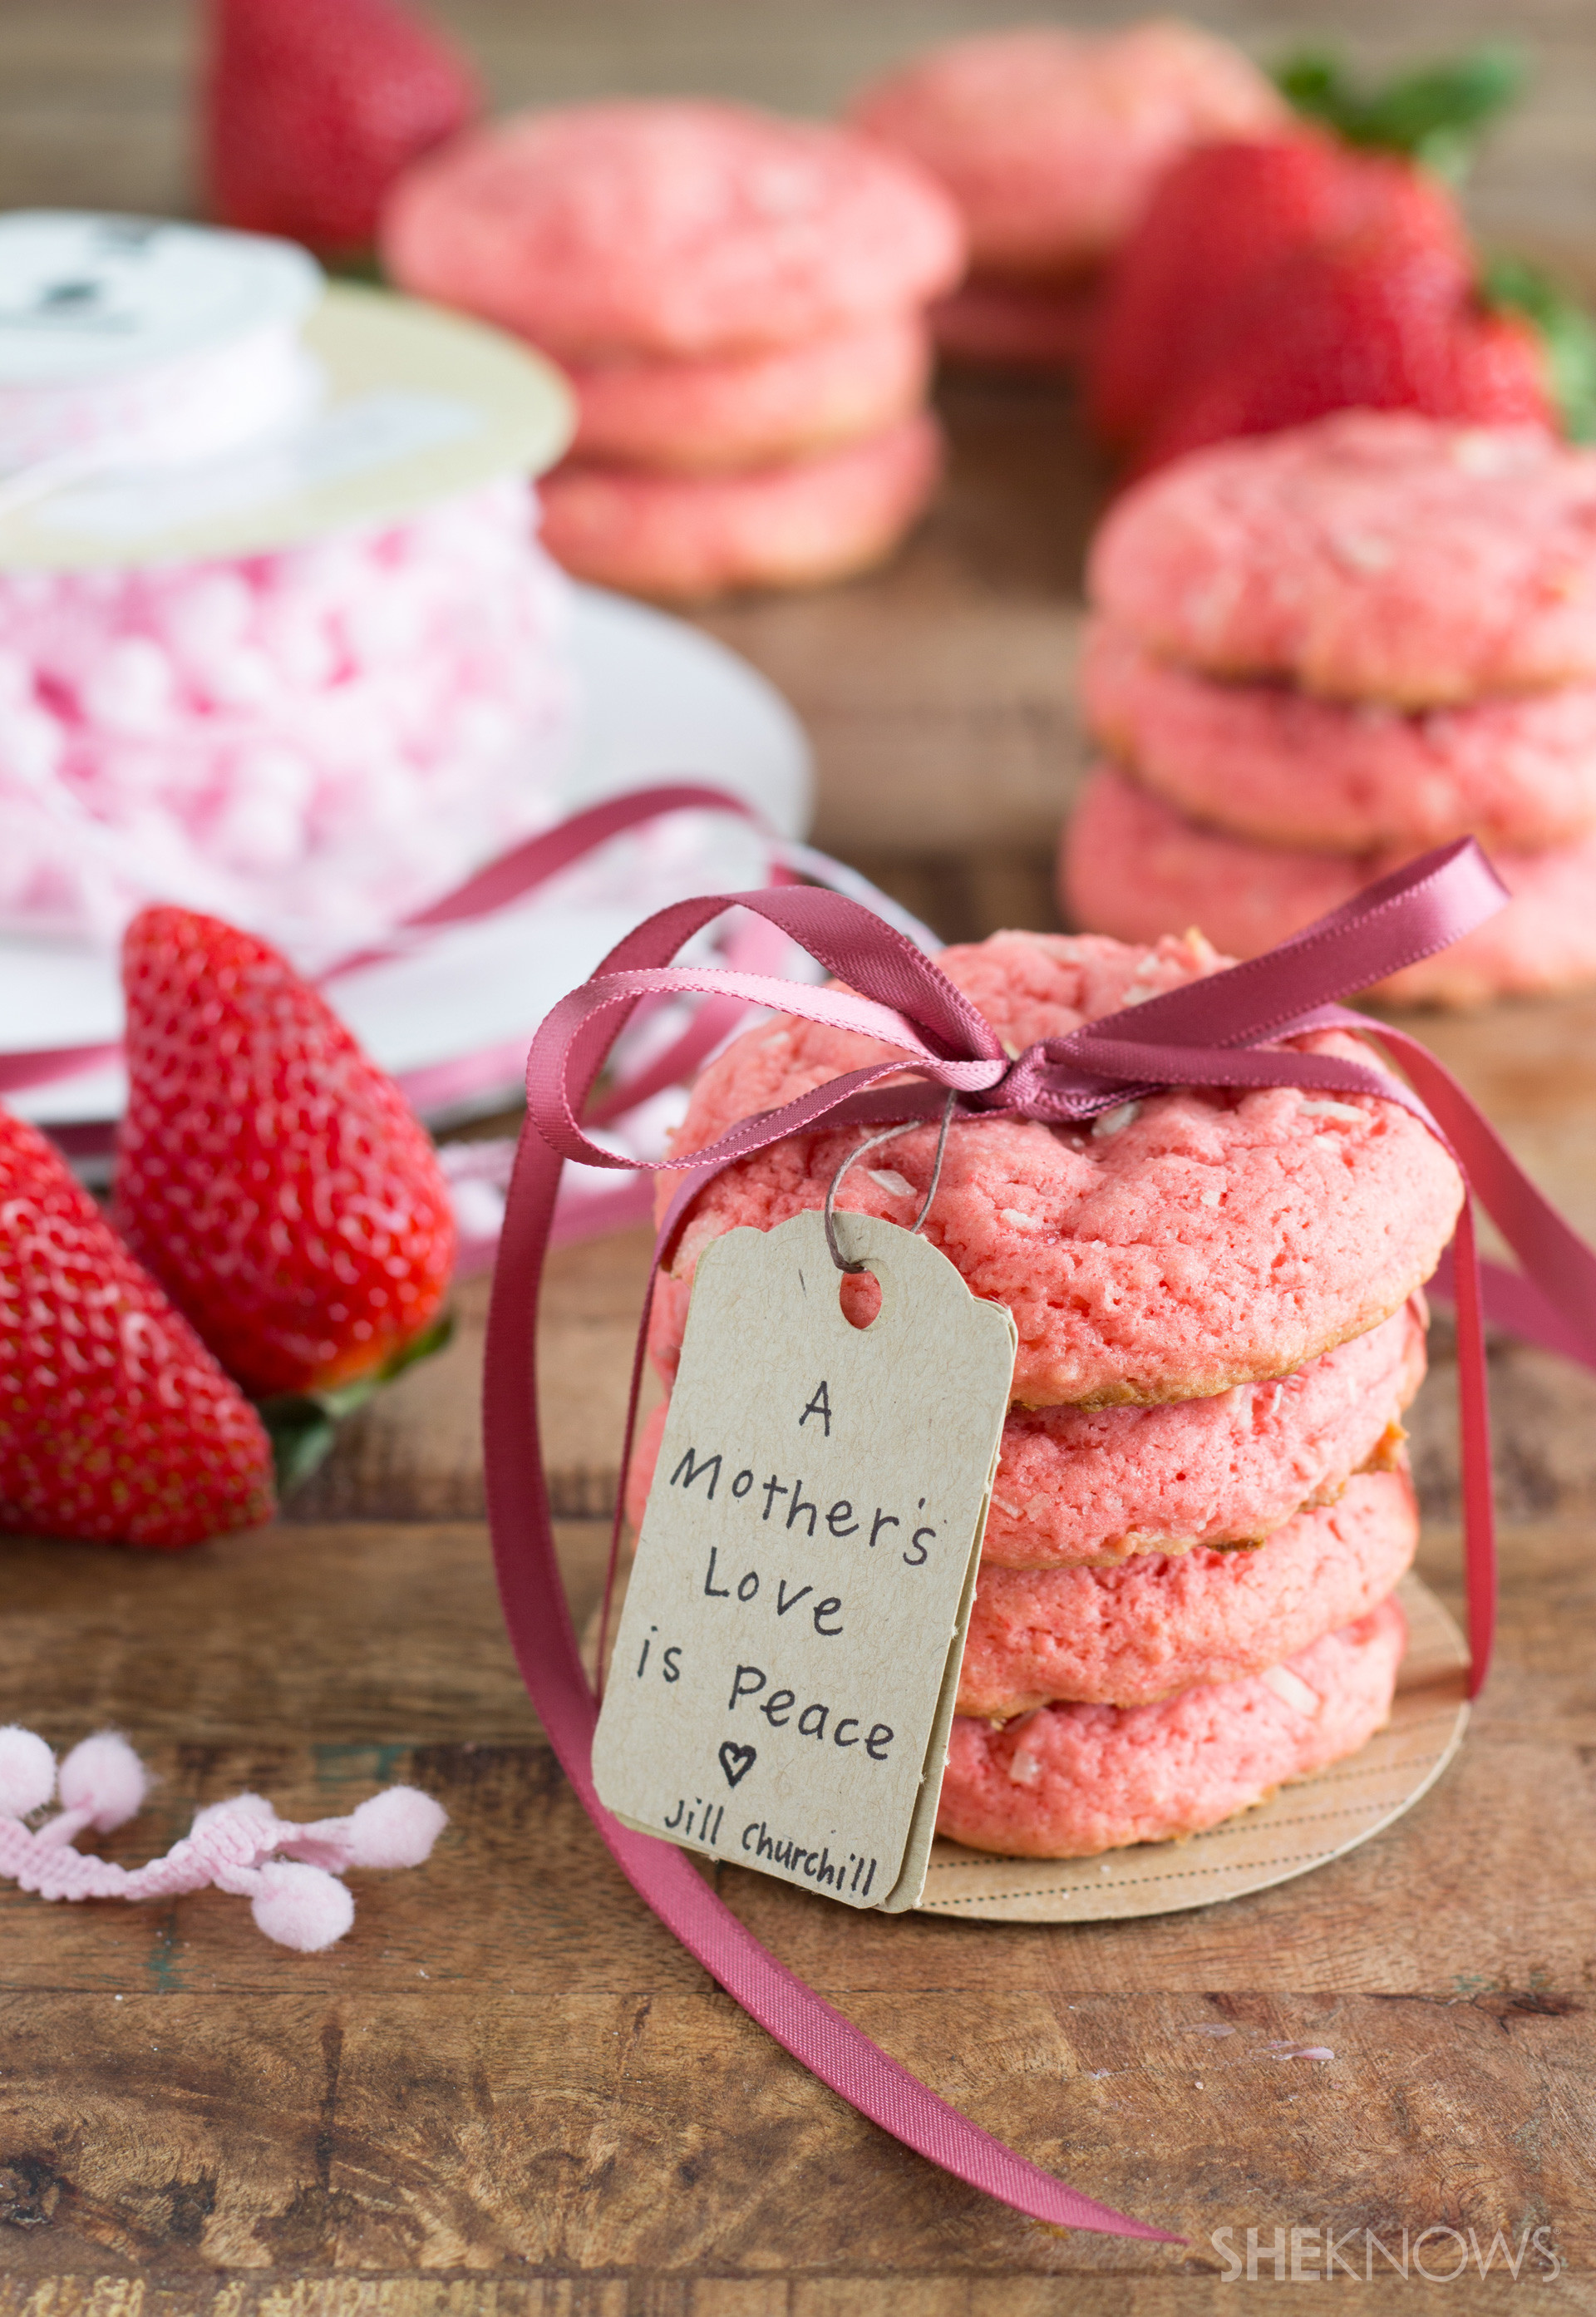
[584,902,796,1132]
[1356,1022,1596,1699]
[1368,1027,1596,1368]
[482,1121,1178,2242]
[1431,1245,1596,1375]
[1447,1200,1496,1698]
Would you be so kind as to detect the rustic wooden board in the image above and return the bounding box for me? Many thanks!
[5,0,1596,2305]
[0,1507,1593,2296]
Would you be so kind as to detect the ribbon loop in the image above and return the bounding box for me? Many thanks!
[1074,837,1510,1053]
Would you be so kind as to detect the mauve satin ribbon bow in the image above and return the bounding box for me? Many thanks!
[485,835,1596,2244]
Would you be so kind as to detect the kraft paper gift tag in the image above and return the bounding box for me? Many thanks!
[593,1208,1017,1911]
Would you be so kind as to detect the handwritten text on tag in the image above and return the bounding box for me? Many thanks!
[592,1210,1017,1910]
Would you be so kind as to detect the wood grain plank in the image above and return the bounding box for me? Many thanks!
[0,2284,1587,2317]
[0,1523,561,1750]
[0,1522,1591,2004]
[0,1990,1585,2278]
[284,1234,663,1528]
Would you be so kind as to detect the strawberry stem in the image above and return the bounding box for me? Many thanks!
[259,1397,342,1496]
[1277,46,1524,179]
[1481,254,1596,442]
[256,1310,456,1497]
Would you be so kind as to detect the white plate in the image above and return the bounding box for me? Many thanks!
[2,584,812,1125]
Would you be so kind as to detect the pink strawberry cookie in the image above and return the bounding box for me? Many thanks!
[1063,764,1596,1008]
[938,1595,1406,1857]
[985,1299,1423,1566]
[958,1465,1416,1714]
[538,414,942,601]
[382,101,964,362]
[850,23,1283,277]
[567,315,930,474]
[1083,616,1596,855]
[1091,412,1596,708]
[650,929,1463,1407]
[628,1299,1424,1565]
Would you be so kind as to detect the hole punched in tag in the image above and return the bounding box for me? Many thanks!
[823,1092,958,1329]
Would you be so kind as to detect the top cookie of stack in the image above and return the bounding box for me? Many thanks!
[849,21,1285,373]
[1065,411,1596,1006]
[632,929,1461,1859]
[382,101,965,599]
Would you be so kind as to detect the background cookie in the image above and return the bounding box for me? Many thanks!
[653,930,1464,1405]
[1064,763,1596,1008]
[1083,615,1596,855]
[538,413,942,599]
[382,99,965,361]
[938,1598,1406,1857]
[958,1466,1416,1713]
[1090,412,1596,707]
[567,316,930,473]
[849,23,1284,276]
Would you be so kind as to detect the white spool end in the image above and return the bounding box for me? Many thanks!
[0,213,323,471]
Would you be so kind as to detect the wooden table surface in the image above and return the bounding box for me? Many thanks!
[4,6,1596,2311]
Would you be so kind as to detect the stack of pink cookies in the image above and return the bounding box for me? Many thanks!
[382,101,964,601]
[849,22,1283,375]
[629,928,1464,1861]
[1065,412,1596,1006]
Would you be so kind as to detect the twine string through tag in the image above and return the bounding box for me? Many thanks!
[823,1089,957,1274]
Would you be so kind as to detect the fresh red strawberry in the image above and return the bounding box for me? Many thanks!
[114,909,457,1401]
[1480,255,1596,443]
[0,1107,275,1550]
[1086,46,1533,461]
[204,0,479,258]
[1135,213,1552,471]
[1087,138,1469,450]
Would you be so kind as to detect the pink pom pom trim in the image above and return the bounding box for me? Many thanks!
[0,1728,446,1950]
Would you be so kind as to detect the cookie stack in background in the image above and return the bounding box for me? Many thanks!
[382,101,965,601]
[848,21,1286,376]
[1064,411,1596,1006]
[626,929,1464,1861]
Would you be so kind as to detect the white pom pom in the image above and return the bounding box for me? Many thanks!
[57,1732,148,1831]
[0,1728,56,1818]
[249,1861,355,1952]
[343,1787,447,1870]
[191,1791,276,1837]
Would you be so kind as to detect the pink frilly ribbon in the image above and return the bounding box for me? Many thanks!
[0,1726,446,1951]
[484,835,1596,2246]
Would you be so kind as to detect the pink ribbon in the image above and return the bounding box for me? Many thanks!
[484,836,1596,2241]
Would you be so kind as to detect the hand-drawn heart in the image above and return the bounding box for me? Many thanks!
[718,1742,756,1789]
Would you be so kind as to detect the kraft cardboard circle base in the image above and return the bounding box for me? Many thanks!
[915,1570,1467,1923]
